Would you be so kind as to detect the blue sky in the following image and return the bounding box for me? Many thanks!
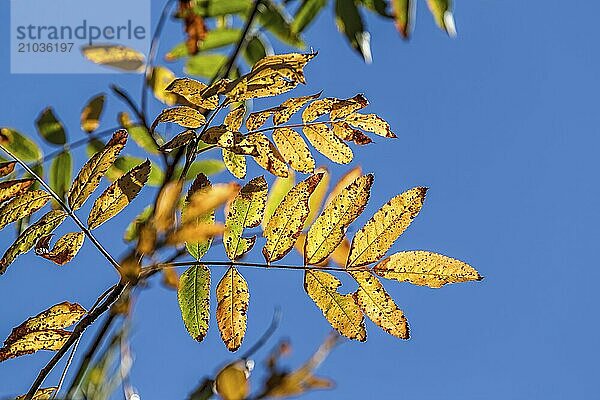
[1,1,600,399]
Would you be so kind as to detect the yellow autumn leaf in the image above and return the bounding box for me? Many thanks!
[158,130,196,153]
[0,329,70,363]
[0,161,16,177]
[224,105,246,131]
[0,210,67,273]
[36,232,85,266]
[345,113,397,138]
[68,130,128,211]
[324,167,362,207]
[245,107,279,131]
[303,123,353,164]
[148,66,177,105]
[87,159,151,229]
[183,174,214,261]
[263,173,323,262]
[222,148,246,179]
[426,0,456,37]
[216,266,250,351]
[0,190,51,231]
[262,172,295,229]
[15,387,57,400]
[346,187,427,268]
[224,176,268,261]
[305,174,373,265]
[273,92,322,125]
[273,127,315,173]
[350,270,409,339]
[184,182,240,222]
[374,251,482,288]
[80,94,105,133]
[214,360,251,400]
[81,44,145,72]
[302,98,336,123]
[330,94,369,120]
[247,133,289,178]
[304,270,366,341]
[151,106,207,132]
[166,222,225,245]
[0,179,34,203]
[251,52,316,83]
[165,77,219,110]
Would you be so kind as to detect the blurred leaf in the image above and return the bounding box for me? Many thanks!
[49,151,72,204]
[166,28,242,61]
[291,0,327,34]
[129,125,161,154]
[391,0,414,38]
[185,53,229,79]
[335,0,372,63]
[183,174,214,261]
[258,0,305,48]
[193,0,251,17]
[243,34,269,67]
[148,66,178,105]
[81,94,106,133]
[176,159,225,180]
[81,44,145,72]
[263,171,295,229]
[107,156,163,186]
[360,0,391,17]
[0,128,42,161]
[214,361,251,400]
[426,0,456,37]
[35,108,66,145]
[124,205,153,242]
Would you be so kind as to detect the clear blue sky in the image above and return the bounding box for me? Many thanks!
[1,1,599,399]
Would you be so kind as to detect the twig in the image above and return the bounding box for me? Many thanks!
[0,145,122,273]
[23,283,127,400]
[241,307,281,359]
[52,337,80,399]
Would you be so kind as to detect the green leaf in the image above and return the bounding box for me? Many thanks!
[124,205,153,243]
[185,53,229,79]
[291,0,327,34]
[35,108,66,145]
[129,125,161,154]
[183,174,214,261]
[49,151,72,204]
[0,128,42,162]
[426,0,456,36]
[360,0,392,17]
[391,0,414,38]
[165,28,242,61]
[243,34,270,67]
[107,156,164,187]
[178,265,211,342]
[193,0,251,17]
[176,159,225,180]
[258,0,305,48]
[335,0,372,63]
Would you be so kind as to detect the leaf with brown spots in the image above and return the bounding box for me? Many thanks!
[0,330,71,362]
[87,160,150,229]
[346,187,427,268]
[151,106,207,132]
[68,130,127,211]
[216,266,250,351]
[350,270,409,339]
[0,179,34,203]
[273,92,322,125]
[273,127,315,173]
[304,270,366,341]
[165,77,219,109]
[345,113,396,138]
[247,133,289,178]
[374,251,482,288]
[36,232,85,266]
[0,190,51,231]
[224,176,268,261]
[224,105,246,131]
[158,130,196,153]
[302,123,353,164]
[330,94,369,120]
[178,265,210,342]
[223,148,247,179]
[263,173,323,262]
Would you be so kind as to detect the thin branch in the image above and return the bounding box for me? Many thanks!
[52,337,80,400]
[0,145,122,273]
[23,283,127,400]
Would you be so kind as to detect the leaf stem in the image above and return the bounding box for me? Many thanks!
[0,144,122,273]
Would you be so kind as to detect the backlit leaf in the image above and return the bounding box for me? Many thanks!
[223,149,247,179]
[392,0,414,38]
[49,150,72,204]
[305,174,373,265]
[374,251,482,288]
[185,53,228,79]
[258,0,304,47]
[35,108,66,145]
[324,166,362,207]
[167,223,225,245]
[154,181,183,232]
[0,329,70,363]
[165,77,219,110]
[302,98,335,123]
[247,133,289,177]
[0,179,34,203]
[330,94,369,120]
[184,182,240,222]
[0,190,51,231]
[291,0,327,34]
[216,266,250,351]
[151,106,207,131]
[347,187,427,268]
[263,172,295,229]
[0,128,42,162]
[274,92,322,125]
[273,127,315,173]
[15,387,57,400]
[263,173,323,262]
[107,156,163,186]
[304,270,366,341]
[0,161,16,177]
[183,174,214,260]
[178,265,210,342]
[81,94,105,133]
[81,44,145,72]
[128,125,160,154]
[224,176,268,260]
[224,105,246,131]
[345,113,396,138]
[350,270,409,339]
[302,123,353,164]
[37,232,85,266]
[304,167,329,228]
[87,159,151,229]
[0,210,67,273]
[68,130,128,211]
